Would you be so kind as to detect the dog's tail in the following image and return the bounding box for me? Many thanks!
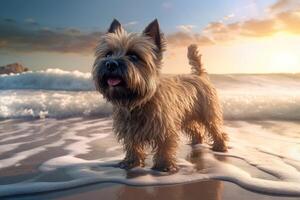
[187,44,205,75]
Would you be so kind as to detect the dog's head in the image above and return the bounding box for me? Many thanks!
[92,19,165,108]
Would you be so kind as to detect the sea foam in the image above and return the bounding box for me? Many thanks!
[0,118,300,197]
[0,69,300,120]
[0,89,299,120]
[1,69,300,91]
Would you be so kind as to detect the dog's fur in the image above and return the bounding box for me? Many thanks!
[92,19,228,172]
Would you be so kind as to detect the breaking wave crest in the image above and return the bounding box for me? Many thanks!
[0,69,94,91]
[0,69,300,120]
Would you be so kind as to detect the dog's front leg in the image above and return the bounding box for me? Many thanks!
[119,139,146,170]
[152,129,179,172]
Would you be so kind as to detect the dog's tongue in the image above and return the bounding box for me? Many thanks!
[107,78,121,86]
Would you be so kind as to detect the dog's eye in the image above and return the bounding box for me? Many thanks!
[127,52,139,62]
[105,51,113,57]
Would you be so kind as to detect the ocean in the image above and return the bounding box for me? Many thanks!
[0,69,300,197]
[0,69,300,120]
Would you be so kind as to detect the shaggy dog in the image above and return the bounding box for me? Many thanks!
[92,19,228,172]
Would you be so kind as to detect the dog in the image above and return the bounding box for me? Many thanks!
[92,19,228,172]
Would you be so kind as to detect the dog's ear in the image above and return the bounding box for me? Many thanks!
[108,19,122,33]
[143,19,164,51]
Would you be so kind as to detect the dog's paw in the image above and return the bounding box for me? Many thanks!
[118,159,144,170]
[212,144,228,152]
[152,163,179,173]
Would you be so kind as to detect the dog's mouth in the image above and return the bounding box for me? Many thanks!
[103,75,126,87]
[107,77,122,87]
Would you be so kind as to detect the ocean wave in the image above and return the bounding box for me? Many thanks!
[0,90,111,119]
[221,90,300,120]
[1,69,300,120]
[0,69,94,91]
[211,73,300,90]
[0,90,299,120]
[1,68,300,91]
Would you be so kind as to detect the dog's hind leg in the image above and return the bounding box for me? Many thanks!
[183,121,205,145]
[201,90,228,152]
[205,120,228,152]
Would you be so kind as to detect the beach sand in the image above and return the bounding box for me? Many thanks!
[0,117,300,199]
[6,181,298,200]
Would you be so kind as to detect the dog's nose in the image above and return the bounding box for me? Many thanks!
[105,60,119,71]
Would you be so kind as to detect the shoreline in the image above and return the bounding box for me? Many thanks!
[1,118,300,199]
[6,181,298,200]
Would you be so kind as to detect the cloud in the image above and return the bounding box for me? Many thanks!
[269,0,290,12]
[176,25,196,32]
[166,32,214,47]
[268,0,300,13]
[0,19,103,54]
[0,40,7,48]
[223,13,235,21]
[1,0,300,54]
[204,17,277,39]
[123,21,138,27]
[202,0,300,42]
[277,10,300,33]
[204,22,227,34]
[24,18,39,26]
[204,18,276,42]
[0,18,213,53]
[240,19,277,37]
[3,18,16,23]
[203,21,239,42]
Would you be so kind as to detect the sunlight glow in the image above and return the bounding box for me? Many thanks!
[268,51,299,73]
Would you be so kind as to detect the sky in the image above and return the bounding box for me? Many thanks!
[0,0,300,74]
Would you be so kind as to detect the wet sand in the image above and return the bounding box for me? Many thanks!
[1,118,300,199]
[4,181,299,200]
